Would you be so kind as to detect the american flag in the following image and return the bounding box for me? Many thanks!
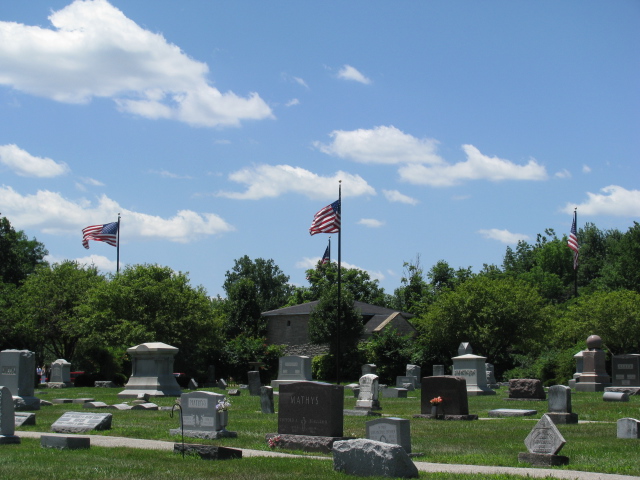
[321,245,330,265]
[568,211,579,270]
[82,221,118,249]
[309,199,340,235]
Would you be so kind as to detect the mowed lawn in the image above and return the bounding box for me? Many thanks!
[5,385,640,479]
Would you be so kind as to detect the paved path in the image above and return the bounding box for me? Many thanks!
[18,431,639,480]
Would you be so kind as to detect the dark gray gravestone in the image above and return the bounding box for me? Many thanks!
[260,386,275,414]
[0,386,20,444]
[420,376,474,418]
[41,435,90,450]
[395,376,417,389]
[51,412,112,433]
[173,443,242,460]
[248,371,261,396]
[546,385,578,424]
[612,354,640,387]
[14,412,36,427]
[278,382,343,437]
[382,388,408,398]
[366,417,412,453]
[432,365,445,376]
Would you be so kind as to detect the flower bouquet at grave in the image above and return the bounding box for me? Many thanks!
[429,396,443,406]
[215,399,231,412]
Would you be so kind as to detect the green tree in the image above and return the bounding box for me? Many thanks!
[308,285,364,379]
[223,277,264,337]
[392,256,430,314]
[296,262,388,306]
[13,261,106,365]
[595,222,640,293]
[223,256,294,312]
[0,215,48,285]
[360,327,413,384]
[415,276,546,374]
[83,264,221,378]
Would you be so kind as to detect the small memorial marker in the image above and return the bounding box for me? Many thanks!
[366,417,412,453]
[518,414,568,466]
[0,386,20,444]
[51,412,112,433]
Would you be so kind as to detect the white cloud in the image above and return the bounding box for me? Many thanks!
[46,253,117,272]
[562,185,640,217]
[285,98,300,107]
[0,144,69,177]
[383,189,418,205]
[0,0,272,127]
[337,65,371,85]
[478,228,530,244]
[398,144,548,187]
[582,165,592,174]
[314,126,443,165]
[555,169,571,179]
[358,218,384,228]
[217,164,376,200]
[150,169,193,179]
[0,185,234,242]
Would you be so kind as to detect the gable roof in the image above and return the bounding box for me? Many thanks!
[363,311,417,336]
[262,300,413,318]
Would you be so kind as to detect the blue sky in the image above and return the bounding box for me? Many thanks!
[1,1,638,298]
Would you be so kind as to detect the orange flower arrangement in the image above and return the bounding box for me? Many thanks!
[430,396,443,406]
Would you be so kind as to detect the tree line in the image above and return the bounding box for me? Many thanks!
[1,213,638,386]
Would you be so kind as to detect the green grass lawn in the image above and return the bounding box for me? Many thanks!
[7,384,640,479]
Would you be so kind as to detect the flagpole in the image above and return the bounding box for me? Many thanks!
[116,213,121,274]
[336,181,342,384]
[573,208,578,298]
[328,237,331,264]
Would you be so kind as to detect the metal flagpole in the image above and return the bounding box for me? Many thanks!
[116,213,121,274]
[573,208,578,298]
[336,181,342,384]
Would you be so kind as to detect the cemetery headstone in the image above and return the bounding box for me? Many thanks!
[432,365,445,376]
[41,435,90,450]
[355,374,381,411]
[366,417,412,453]
[14,411,36,426]
[612,354,640,389]
[508,379,546,400]
[51,412,112,433]
[395,376,417,390]
[0,349,40,410]
[118,342,182,398]
[217,378,228,390]
[204,365,216,388]
[188,378,198,390]
[406,365,421,389]
[0,386,20,444]
[518,414,569,466]
[260,386,275,414]
[277,381,344,437]
[169,391,236,439]
[617,418,640,439]
[270,356,312,388]
[603,391,629,402]
[575,335,611,392]
[418,376,477,420]
[48,359,72,387]
[248,370,261,396]
[382,387,408,398]
[485,363,498,388]
[569,350,584,389]
[452,346,495,396]
[333,439,419,479]
[361,364,377,376]
[546,385,578,424]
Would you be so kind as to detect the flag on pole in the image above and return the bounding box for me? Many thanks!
[321,245,330,265]
[568,211,579,270]
[309,199,341,235]
[82,221,118,249]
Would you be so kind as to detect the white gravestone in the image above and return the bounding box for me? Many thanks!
[270,356,312,388]
[356,374,380,410]
[118,342,182,398]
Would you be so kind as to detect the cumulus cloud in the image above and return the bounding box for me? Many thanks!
[216,164,376,200]
[314,126,443,165]
[337,65,371,85]
[383,189,418,205]
[398,144,548,187]
[478,228,530,244]
[358,218,384,228]
[0,185,234,241]
[0,0,272,127]
[555,169,571,179]
[582,165,592,174]
[285,98,300,107]
[0,144,69,177]
[562,185,640,217]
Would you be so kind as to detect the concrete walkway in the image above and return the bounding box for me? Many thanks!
[18,431,640,480]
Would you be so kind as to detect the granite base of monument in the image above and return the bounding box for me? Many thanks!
[265,433,354,454]
[488,409,537,418]
[13,396,41,411]
[41,435,90,450]
[518,452,569,466]
[344,409,381,417]
[546,412,579,425]
[170,428,237,440]
[173,443,242,459]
